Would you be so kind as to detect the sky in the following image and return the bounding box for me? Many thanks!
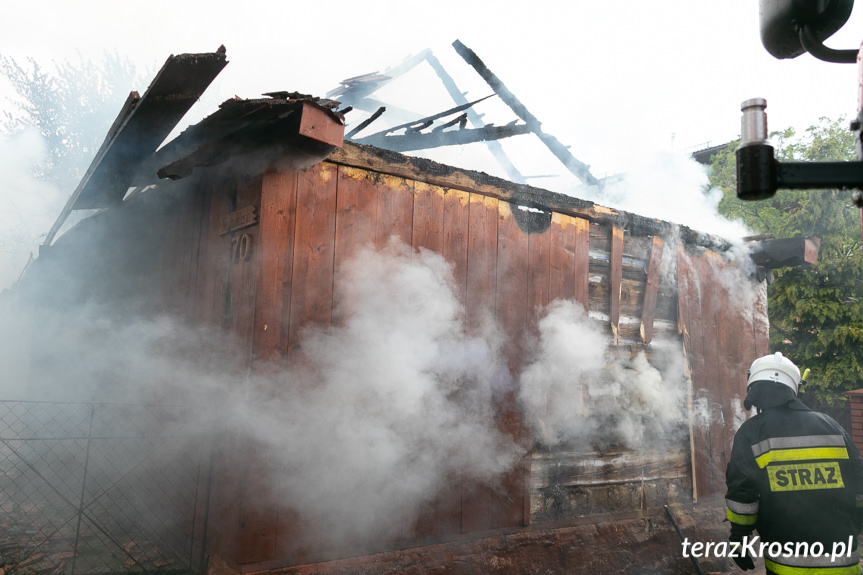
[2,0,862,175]
[1,0,863,287]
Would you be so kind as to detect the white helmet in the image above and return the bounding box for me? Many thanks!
[747,352,801,394]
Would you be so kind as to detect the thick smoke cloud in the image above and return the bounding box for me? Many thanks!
[237,239,522,543]
[1,238,524,545]
[1,231,748,547]
[519,300,688,450]
[0,131,64,291]
[598,346,687,445]
[574,151,752,241]
[519,300,604,445]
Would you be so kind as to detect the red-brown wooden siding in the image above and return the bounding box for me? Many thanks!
[411,181,467,538]
[677,247,768,501]
[640,236,664,345]
[155,156,766,570]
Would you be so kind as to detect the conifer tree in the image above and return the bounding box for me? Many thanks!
[709,118,863,404]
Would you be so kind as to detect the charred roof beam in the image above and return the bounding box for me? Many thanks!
[356,95,493,140]
[424,51,527,184]
[432,113,467,132]
[353,123,533,152]
[327,49,433,102]
[452,40,600,188]
[345,106,387,140]
[332,48,529,182]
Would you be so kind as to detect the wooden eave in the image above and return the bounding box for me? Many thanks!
[328,142,731,250]
[749,236,821,268]
[151,97,344,181]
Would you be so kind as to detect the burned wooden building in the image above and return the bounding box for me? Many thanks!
[11,47,814,574]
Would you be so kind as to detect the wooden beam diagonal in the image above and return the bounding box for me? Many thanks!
[452,40,600,187]
[357,94,494,140]
[353,123,533,152]
[67,47,228,212]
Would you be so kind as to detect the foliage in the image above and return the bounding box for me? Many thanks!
[0,52,142,192]
[709,117,863,404]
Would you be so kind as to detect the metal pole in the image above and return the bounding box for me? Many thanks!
[664,505,706,575]
[70,404,96,574]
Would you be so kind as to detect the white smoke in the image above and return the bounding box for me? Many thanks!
[714,241,764,325]
[574,151,752,241]
[690,392,712,430]
[0,130,65,291]
[1,238,522,545]
[519,300,604,445]
[519,300,687,449]
[732,395,756,433]
[237,239,520,542]
[598,349,687,446]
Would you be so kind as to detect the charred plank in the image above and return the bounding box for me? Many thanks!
[345,106,387,139]
[357,94,494,140]
[67,48,229,211]
[452,40,600,187]
[353,123,533,152]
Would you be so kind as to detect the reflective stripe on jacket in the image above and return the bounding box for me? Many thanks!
[726,399,863,574]
[765,551,861,575]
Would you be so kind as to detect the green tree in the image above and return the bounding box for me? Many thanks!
[709,118,863,404]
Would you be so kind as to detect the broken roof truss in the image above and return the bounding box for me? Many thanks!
[329,40,599,187]
[38,44,820,283]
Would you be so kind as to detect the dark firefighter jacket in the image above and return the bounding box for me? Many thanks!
[726,382,863,575]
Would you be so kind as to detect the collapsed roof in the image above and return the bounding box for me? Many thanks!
[41,45,819,273]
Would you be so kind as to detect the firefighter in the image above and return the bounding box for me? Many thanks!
[725,352,863,574]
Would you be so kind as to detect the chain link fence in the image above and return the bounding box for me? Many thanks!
[0,400,211,575]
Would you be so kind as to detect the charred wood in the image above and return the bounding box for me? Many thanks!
[452,40,600,187]
[353,123,533,152]
[358,94,493,141]
[431,113,467,132]
[345,106,387,139]
[408,120,434,133]
[67,48,228,212]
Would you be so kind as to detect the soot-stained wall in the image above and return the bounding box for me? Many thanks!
[24,142,767,573]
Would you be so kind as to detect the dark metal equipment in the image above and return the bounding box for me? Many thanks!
[760,0,855,61]
[736,98,863,200]
[739,1,863,205]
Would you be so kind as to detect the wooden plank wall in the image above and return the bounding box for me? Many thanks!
[677,247,768,501]
[245,164,561,563]
[587,224,678,344]
[156,171,267,566]
[411,181,469,539]
[159,161,708,569]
